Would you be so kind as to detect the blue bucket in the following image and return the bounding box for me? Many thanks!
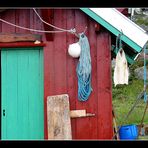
[119,124,138,140]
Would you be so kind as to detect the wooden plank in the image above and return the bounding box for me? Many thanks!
[53,9,67,94]
[75,9,90,140]
[70,110,86,118]
[44,41,54,139]
[70,110,95,118]
[87,18,98,139]
[17,50,29,139]
[66,9,77,139]
[0,42,45,48]
[47,94,72,140]
[0,33,42,42]
[7,50,18,139]
[41,9,54,41]
[96,32,113,139]
[1,50,7,139]
[112,107,120,140]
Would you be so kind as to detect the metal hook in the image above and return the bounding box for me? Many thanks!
[120,29,124,38]
[83,26,87,34]
[72,26,87,39]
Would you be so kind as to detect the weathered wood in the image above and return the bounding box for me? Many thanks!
[41,9,54,41]
[70,110,86,118]
[47,94,72,140]
[112,107,120,140]
[70,110,95,118]
[0,33,42,42]
[0,42,45,48]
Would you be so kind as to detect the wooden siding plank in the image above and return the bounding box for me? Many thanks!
[75,10,91,139]
[38,48,44,138]
[17,50,29,139]
[53,9,67,94]
[1,9,16,33]
[66,9,77,139]
[30,9,43,35]
[0,33,42,43]
[0,12,2,32]
[1,50,7,139]
[15,9,30,33]
[28,48,44,139]
[28,49,38,139]
[87,18,98,139]
[0,42,45,48]
[44,41,54,139]
[6,50,18,139]
[96,32,113,139]
[41,9,54,41]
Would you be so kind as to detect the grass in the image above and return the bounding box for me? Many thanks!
[112,60,148,126]
[134,15,148,26]
[138,135,148,140]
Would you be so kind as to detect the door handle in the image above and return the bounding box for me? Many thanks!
[3,109,5,116]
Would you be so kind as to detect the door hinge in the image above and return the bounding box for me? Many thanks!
[3,109,5,116]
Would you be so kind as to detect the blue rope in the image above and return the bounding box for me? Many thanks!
[115,33,123,54]
[76,33,92,101]
[143,44,148,102]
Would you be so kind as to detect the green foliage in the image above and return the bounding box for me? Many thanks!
[112,60,148,126]
[134,15,148,26]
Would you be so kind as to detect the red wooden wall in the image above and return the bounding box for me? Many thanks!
[0,9,113,140]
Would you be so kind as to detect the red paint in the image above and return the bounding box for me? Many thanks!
[116,8,129,16]
[95,23,101,32]
[41,9,54,41]
[88,18,98,139]
[0,9,113,140]
[0,42,45,48]
[66,9,77,139]
[96,32,113,139]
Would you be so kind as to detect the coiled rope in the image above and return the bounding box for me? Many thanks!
[76,33,92,101]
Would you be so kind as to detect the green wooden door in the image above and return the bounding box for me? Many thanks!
[1,47,44,140]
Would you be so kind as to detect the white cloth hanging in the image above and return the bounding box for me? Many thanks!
[113,48,129,87]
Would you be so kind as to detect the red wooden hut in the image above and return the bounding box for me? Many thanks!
[0,8,147,140]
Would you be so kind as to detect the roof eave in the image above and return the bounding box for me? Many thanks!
[80,8,147,64]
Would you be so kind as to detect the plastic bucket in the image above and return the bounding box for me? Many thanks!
[119,124,138,140]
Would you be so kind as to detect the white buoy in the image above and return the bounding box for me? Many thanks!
[68,42,81,58]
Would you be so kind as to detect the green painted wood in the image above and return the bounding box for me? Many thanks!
[1,47,44,140]
[80,8,142,54]
[111,45,136,64]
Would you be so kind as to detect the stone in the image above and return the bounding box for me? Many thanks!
[134,66,148,80]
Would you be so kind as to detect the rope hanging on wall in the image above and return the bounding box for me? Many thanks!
[76,33,92,101]
[115,32,123,54]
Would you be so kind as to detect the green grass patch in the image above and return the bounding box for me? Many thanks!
[112,60,148,126]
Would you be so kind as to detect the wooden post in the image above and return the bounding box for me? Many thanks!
[112,106,120,140]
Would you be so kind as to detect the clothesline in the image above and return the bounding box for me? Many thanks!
[0,8,77,35]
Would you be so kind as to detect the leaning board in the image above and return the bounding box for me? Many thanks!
[47,94,72,140]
